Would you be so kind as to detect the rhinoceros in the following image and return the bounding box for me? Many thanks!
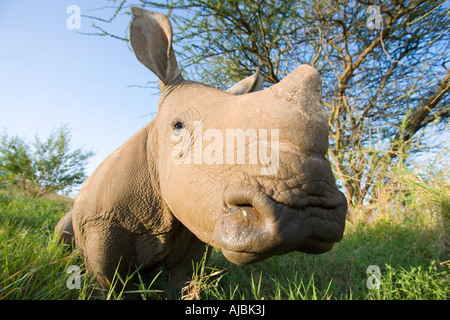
[55,7,347,298]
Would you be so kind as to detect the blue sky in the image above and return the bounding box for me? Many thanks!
[0,1,162,177]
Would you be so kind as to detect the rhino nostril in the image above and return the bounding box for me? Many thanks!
[224,203,252,213]
[235,203,253,208]
[223,206,265,228]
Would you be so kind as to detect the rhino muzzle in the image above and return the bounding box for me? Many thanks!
[213,178,347,265]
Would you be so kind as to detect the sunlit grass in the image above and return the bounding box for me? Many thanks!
[0,162,448,300]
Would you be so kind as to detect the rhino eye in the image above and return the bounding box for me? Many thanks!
[173,121,184,136]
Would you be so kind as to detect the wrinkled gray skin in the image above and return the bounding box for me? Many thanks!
[55,7,347,299]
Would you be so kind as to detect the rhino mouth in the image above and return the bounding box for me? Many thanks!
[213,184,347,265]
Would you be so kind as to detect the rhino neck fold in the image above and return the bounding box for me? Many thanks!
[158,73,186,109]
[142,121,178,234]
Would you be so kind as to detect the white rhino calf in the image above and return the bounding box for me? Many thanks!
[55,7,347,298]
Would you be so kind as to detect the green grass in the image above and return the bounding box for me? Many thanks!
[0,166,448,300]
[199,222,448,300]
[0,191,87,299]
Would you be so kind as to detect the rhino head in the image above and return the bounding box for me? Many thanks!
[129,7,347,265]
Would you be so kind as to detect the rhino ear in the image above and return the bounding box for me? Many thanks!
[226,67,265,95]
[129,7,182,87]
